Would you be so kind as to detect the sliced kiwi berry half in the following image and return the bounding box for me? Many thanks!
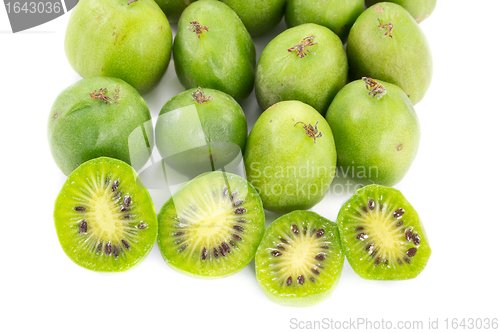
[337,184,431,280]
[255,211,344,307]
[157,171,266,278]
[54,157,157,272]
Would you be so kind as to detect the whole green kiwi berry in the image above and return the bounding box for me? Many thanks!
[48,77,153,176]
[325,78,420,186]
[173,0,256,101]
[65,0,172,94]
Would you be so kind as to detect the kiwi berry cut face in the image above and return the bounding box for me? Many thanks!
[337,185,431,280]
[255,211,344,307]
[157,171,266,278]
[54,157,157,272]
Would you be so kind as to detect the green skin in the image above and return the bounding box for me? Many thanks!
[154,0,196,23]
[244,101,337,213]
[365,0,436,23]
[65,0,172,94]
[256,23,348,115]
[54,157,158,272]
[336,185,431,280]
[325,79,420,186]
[157,171,266,278]
[256,211,344,307]
[155,88,247,173]
[346,2,433,105]
[48,77,153,176]
[173,0,256,101]
[220,0,286,36]
[285,0,365,42]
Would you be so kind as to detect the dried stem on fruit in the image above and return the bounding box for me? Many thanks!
[378,18,394,39]
[362,77,387,99]
[191,87,213,104]
[288,36,318,58]
[90,88,113,105]
[188,21,209,38]
[294,120,323,144]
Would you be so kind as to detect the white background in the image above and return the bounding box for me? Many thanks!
[1,1,499,332]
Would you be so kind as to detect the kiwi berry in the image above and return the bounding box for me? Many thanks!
[157,171,266,278]
[255,211,344,307]
[54,157,157,272]
[337,185,431,280]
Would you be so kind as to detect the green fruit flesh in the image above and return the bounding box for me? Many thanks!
[285,0,364,42]
[65,0,172,94]
[155,88,247,174]
[347,2,433,105]
[48,77,153,176]
[256,23,347,115]
[256,211,344,307]
[157,171,266,278]
[54,157,158,272]
[326,79,420,186]
[337,184,431,280]
[173,0,256,101]
[244,101,337,213]
[154,0,197,23]
[365,0,436,23]
[220,0,286,36]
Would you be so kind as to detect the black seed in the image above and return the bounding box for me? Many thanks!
[122,240,130,249]
[214,248,219,259]
[404,257,411,264]
[312,268,320,275]
[321,245,329,249]
[407,247,417,257]
[219,246,226,257]
[303,226,308,235]
[123,196,131,207]
[222,187,228,197]
[280,238,288,244]
[394,208,405,218]
[355,226,364,231]
[397,258,402,265]
[113,245,119,258]
[379,203,383,210]
[405,228,413,241]
[396,221,403,227]
[105,242,112,256]
[286,276,292,286]
[356,233,367,240]
[230,191,238,201]
[412,234,421,246]
[113,191,122,199]
[105,178,110,186]
[232,234,242,241]
[233,225,244,232]
[79,220,88,233]
[120,207,129,212]
[179,244,187,252]
[277,245,285,250]
[362,206,367,213]
[237,219,246,223]
[138,222,147,229]
[112,180,119,192]
[316,229,324,238]
[365,243,374,252]
[74,206,86,212]
[233,199,243,207]
[297,275,305,285]
[234,208,247,215]
[368,199,375,210]
[315,254,326,261]
[174,232,184,236]
[229,240,236,247]
[310,277,316,283]
[201,247,207,260]
[291,225,299,235]
[96,243,102,253]
[384,259,389,265]
[123,215,131,219]
[374,257,381,266]
[221,242,230,253]
[271,250,282,257]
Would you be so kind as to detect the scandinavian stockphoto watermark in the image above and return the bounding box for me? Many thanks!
[289,317,499,330]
